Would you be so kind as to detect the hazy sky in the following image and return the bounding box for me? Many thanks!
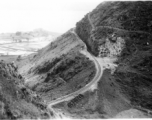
[0,0,103,33]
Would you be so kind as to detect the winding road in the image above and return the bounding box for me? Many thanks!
[48,30,103,107]
[47,28,106,118]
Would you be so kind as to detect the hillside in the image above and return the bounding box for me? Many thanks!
[39,1,152,118]
[17,29,96,102]
[67,1,152,118]
[0,29,60,42]
[2,1,152,119]
[0,61,54,119]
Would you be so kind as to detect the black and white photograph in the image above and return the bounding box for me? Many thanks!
[0,0,152,119]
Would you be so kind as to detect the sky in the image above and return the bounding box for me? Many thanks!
[0,0,103,34]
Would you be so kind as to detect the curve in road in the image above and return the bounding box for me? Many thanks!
[48,38,102,106]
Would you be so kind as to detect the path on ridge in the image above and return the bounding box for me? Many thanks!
[87,13,152,36]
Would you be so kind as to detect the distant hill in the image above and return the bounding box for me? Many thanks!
[0,29,61,42]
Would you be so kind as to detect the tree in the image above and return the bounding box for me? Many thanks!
[16,32,22,36]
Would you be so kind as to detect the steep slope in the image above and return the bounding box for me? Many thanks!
[18,29,96,102]
[76,1,152,56]
[0,61,53,119]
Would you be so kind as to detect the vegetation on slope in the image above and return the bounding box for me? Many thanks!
[76,1,152,56]
[91,2,152,33]
[17,30,96,102]
[0,61,52,119]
